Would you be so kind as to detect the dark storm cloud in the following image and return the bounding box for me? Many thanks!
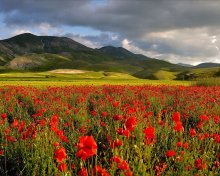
[1,0,220,63]
[1,0,220,33]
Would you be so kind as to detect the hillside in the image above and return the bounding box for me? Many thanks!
[177,67,220,80]
[0,33,187,80]
[193,62,220,69]
[0,33,90,61]
[177,63,194,68]
[98,46,150,60]
[6,53,71,71]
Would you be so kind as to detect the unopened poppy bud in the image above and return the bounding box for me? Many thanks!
[101,144,106,149]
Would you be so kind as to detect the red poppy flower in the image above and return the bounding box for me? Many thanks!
[1,113,7,120]
[58,163,67,172]
[172,112,180,123]
[143,127,155,145]
[214,161,219,169]
[125,117,136,131]
[78,168,88,176]
[12,119,19,128]
[214,136,220,143]
[176,156,182,162]
[183,143,188,149]
[204,133,209,138]
[54,147,67,162]
[122,130,131,139]
[110,156,122,163]
[176,141,182,147]
[76,136,97,160]
[113,115,121,121]
[174,122,184,132]
[118,160,131,172]
[93,165,109,176]
[110,139,122,149]
[189,129,196,137]
[165,150,176,157]
[194,159,202,167]
[116,128,124,135]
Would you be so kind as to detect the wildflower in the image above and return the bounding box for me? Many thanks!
[1,113,7,120]
[165,150,176,157]
[143,127,155,145]
[125,117,137,131]
[172,112,180,123]
[110,156,122,163]
[176,141,183,148]
[174,122,184,132]
[76,136,97,160]
[110,139,122,149]
[93,165,109,176]
[183,143,188,149]
[113,115,121,121]
[54,147,67,162]
[176,156,182,162]
[58,163,67,172]
[214,161,219,169]
[78,168,88,176]
[12,119,19,128]
[194,159,202,168]
[189,129,196,137]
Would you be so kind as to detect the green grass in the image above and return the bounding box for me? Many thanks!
[192,77,220,86]
[178,67,220,80]
[0,71,195,87]
[0,79,193,87]
[7,53,71,72]
[0,66,26,73]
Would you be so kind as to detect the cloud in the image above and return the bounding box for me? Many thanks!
[9,29,33,37]
[64,32,121,48]
[38,23,63,36]
[1,0,220,63]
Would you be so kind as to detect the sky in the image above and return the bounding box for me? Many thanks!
[0,0,220,65]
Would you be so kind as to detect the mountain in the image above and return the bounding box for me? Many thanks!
[0,33,186,80]
[98,46,150,60]
[0,33,122,68]
[177,63,194,68]
[193,62,220,69]
[0,33,90,61]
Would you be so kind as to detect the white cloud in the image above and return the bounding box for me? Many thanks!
[69,34,102,48]
[122,39,162,58]
[38,23,63,36]
[9,29,33,37]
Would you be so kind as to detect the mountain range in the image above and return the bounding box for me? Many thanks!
[0,33,220,80]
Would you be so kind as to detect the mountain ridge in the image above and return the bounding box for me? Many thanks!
[193,62,220,69]
[1,33,219,80]
[98,45,151,60]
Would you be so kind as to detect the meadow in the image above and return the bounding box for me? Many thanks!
[0,74,219,176]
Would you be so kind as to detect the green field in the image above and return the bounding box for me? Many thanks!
[0,71,194,87]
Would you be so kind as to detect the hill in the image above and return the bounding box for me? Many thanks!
[98,46,150,60]
[177,63,194,68]
[193,62,220,69]
[0,33,90,61]
[0,33,186,80]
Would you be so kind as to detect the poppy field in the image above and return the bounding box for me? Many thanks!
[0,84,219,176]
